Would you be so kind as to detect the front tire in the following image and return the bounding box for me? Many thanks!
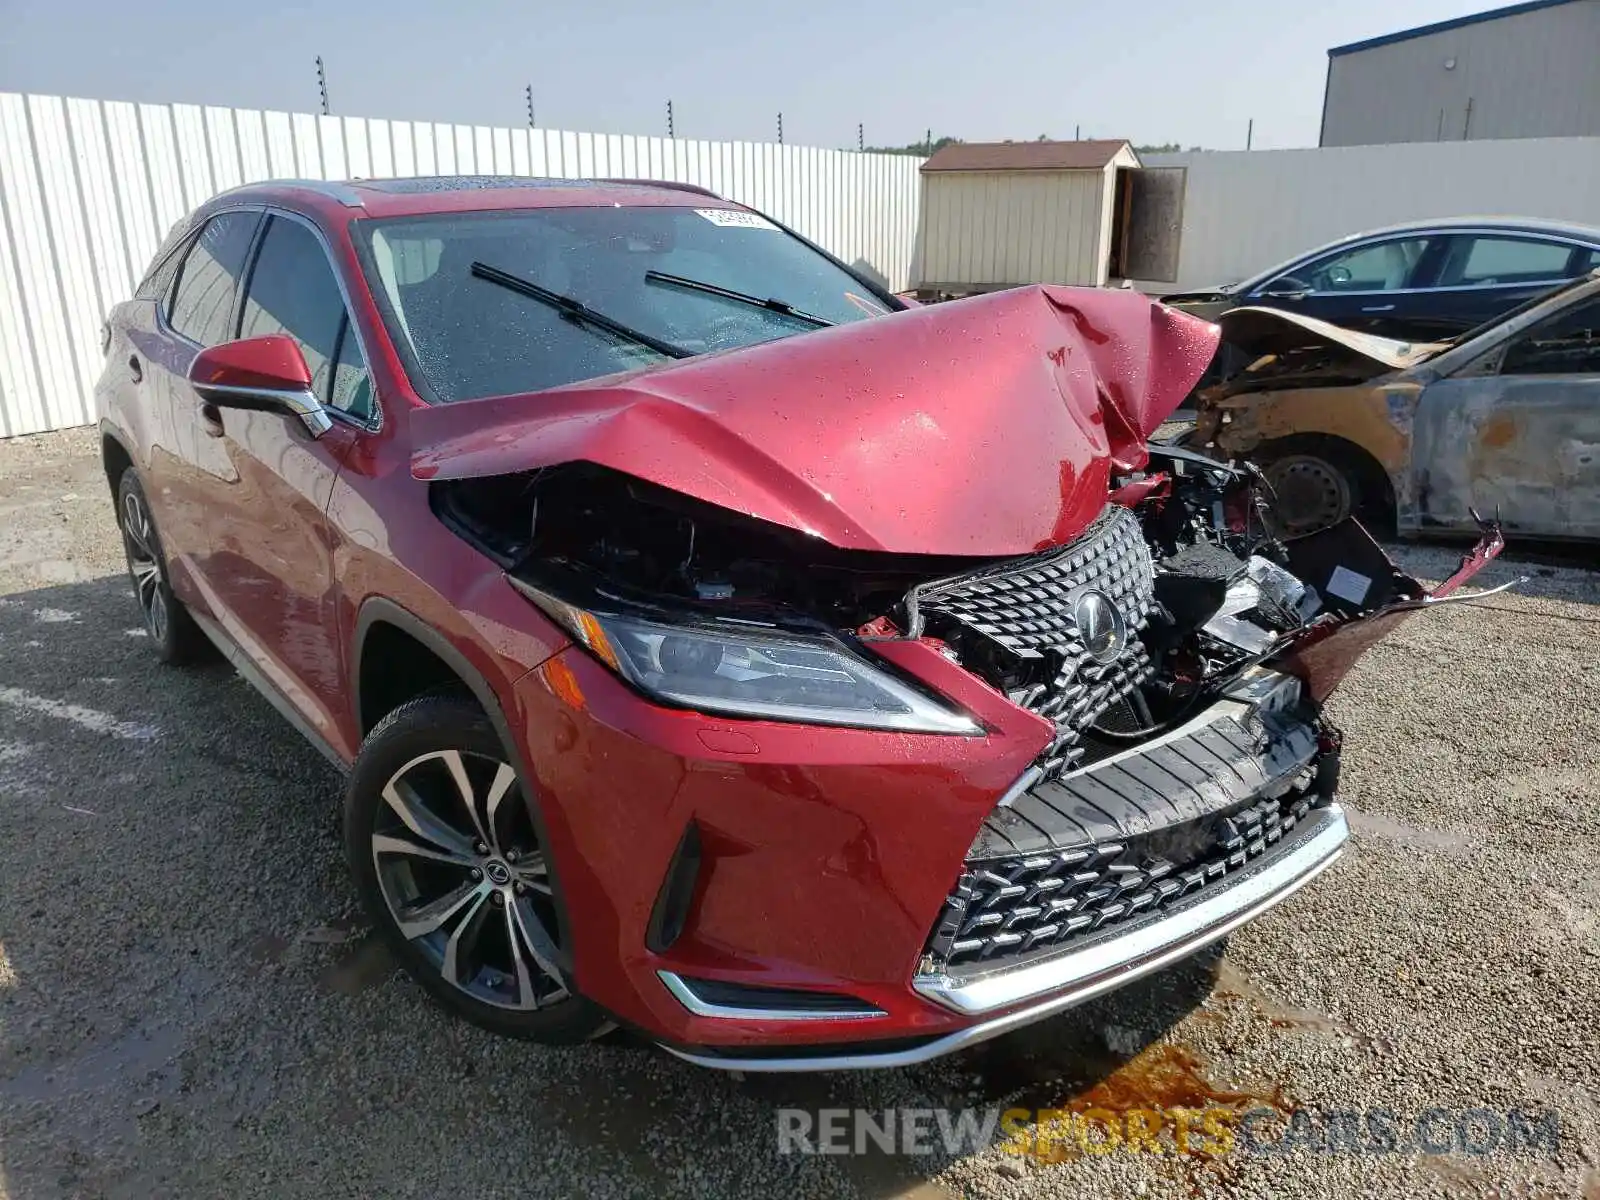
[344,694,607,1043]
[1254,437,1396,538]
[115,468,207,664]
[1260,453,1356,536]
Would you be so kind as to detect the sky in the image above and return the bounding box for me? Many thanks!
[0,0,1516,151]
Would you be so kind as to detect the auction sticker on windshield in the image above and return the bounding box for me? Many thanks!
[696,209,778,230]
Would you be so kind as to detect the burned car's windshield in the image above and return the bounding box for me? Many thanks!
[355,205,892,403]
[1444,271,1598,348]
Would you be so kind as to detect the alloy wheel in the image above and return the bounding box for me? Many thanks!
[120,488,169,642]
[371,749,569,1011]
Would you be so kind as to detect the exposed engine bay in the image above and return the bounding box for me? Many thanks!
[434,440,1455,767]
[421,288,1504,789]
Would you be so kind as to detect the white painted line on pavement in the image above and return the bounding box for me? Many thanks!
[0,687,159,741]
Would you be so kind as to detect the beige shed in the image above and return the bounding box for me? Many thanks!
[912,140,1186,299]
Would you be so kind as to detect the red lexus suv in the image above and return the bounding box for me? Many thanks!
[96,176,1500,1070]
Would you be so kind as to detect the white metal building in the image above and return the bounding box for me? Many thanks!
[1320,0,1600,147]
[1136,136,1600,293]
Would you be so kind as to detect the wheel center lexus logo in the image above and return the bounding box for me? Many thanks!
[1073,590,1127,665]
[485,860,512,885]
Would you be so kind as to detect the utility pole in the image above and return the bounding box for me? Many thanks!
[525,84,535,129]
[666,99,674,139]
[315,56,330,116]
[857,122,864,152]
[1074,124,1081,140]
[1246,118,1254,150]
[925,127,932,155]
[777,112,783,144]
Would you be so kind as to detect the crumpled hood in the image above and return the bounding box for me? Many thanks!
[410,285,1219,557]
[1218,306,1445,372]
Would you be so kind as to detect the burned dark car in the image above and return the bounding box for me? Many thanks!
[1191,271,1600,540]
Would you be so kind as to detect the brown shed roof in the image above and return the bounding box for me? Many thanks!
[921,139,1131,173]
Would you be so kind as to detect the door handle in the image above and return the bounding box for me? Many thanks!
[127,355,142,382]
[1361,304,1396,313]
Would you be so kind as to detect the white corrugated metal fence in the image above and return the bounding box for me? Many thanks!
[0,92,925,438]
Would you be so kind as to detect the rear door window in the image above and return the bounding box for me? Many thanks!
[166,211,260,346]
[239,215,374,422]
[1437,236,1584,288]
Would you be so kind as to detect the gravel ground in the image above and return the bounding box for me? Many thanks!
[2,427,1597,1200]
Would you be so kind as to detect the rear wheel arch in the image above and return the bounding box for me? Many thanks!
[114,465,208,663]
[101,425,136,500]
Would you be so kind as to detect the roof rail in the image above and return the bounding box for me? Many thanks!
[220,178,366,208]
[595,178,723,200]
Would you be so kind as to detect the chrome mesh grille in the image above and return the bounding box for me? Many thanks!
[921,506,1156,778]
[928,785,1319,971]
[920,705,1327,976]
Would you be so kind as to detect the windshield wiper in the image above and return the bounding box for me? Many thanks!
[644,270,834,328]
[470,262,694,359]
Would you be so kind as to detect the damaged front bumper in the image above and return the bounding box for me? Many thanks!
[915,670,1336,1013]
[512,512,1503,1073]
[520,651,1356,1071]
[661,673,1350,1072]
[915,806,1348,1019]
[663,809,1348,1070]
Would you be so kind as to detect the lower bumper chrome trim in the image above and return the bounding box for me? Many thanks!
[659,803,1347,1072]
[657,971,887,1021]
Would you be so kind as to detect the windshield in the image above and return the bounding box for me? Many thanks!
[354,205,894,403]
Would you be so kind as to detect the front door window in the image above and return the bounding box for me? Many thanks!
[1286,238,1431,295]
[239,216,375,423]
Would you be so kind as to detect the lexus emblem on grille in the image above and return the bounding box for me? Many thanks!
[1073,590,1127,664]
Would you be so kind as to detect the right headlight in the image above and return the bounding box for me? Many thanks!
[516,585,982,735]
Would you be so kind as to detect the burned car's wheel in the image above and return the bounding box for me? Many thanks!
[1258,442,1395,538]
[115,468,206,664]
[1260,448,1388,540]
[344,695,607,1042]
[1260,453,1356,536]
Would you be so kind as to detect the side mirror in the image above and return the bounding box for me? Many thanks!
[187,335,332,438]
